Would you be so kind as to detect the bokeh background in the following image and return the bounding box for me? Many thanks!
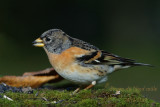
[0,0,159,102]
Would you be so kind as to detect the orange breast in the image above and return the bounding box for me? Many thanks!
[45,47,92,71]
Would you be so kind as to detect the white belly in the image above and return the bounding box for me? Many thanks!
[53,63,114,85]
[57,69,101,84]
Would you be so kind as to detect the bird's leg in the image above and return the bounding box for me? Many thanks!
[84,81,96,90]
[71,81,96,95]
[72,87,81,95]
[71,85,84,95]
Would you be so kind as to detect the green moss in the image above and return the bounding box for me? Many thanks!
[75,99,98,107]
[0,87,159,107]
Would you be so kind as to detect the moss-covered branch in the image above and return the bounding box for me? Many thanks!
[0,87,159,107]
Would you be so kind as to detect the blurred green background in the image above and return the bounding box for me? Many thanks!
[0,0,159,102]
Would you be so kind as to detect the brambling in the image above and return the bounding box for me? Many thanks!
[33,29,150,93]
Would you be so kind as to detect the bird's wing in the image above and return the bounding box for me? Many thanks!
[77,50,150,66]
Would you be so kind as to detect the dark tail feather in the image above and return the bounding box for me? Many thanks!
[132,63,153,67]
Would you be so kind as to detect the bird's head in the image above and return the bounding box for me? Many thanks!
[33,29,71,54]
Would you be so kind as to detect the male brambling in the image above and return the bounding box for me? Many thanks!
[33,29,150,93]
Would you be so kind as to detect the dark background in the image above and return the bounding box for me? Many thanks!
[0,0,159,102]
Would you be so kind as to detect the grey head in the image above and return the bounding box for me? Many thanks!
[40,29,72,54]
[40,29,99,54]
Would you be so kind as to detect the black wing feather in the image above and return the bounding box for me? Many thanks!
[76,51,98,62]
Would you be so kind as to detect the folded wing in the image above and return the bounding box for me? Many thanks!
[76,50,151,67]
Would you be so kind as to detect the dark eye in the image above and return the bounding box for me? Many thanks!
[45,37,52,42]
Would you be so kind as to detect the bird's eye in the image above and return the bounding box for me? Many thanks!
[45,37,51,42]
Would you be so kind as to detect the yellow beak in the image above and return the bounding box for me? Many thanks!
[33,38,44,47]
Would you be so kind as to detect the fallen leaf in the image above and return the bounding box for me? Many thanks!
[0,68,63,88]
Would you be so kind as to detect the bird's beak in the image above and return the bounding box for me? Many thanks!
[33,38,44,47]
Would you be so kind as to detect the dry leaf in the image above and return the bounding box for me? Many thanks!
[0,68,63,88]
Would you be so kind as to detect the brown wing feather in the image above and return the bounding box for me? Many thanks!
[101,51,135,65]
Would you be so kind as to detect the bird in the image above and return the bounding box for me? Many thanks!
[33,29,151,93]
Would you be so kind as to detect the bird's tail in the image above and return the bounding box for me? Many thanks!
[131,63,153,67]
[115,62,153,71]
